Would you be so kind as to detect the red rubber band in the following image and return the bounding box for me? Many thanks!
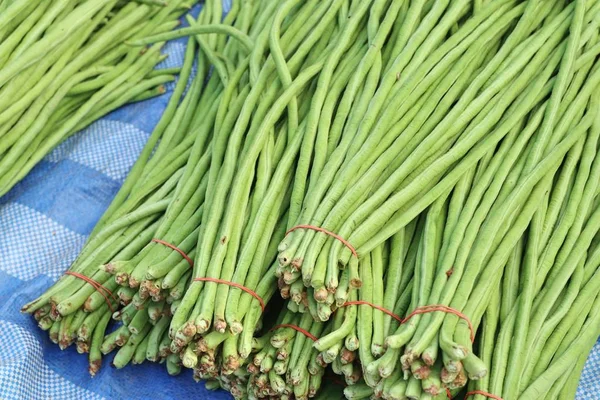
[464,391,503,400]
[342,300,402,323]
[193,277,265,311]
[65,271,116,313]
[339,303,474,343]
[286,225,358,258]
[271,324,318,342]
[152,238,194,267]
[446,388,453,399]
[402,305,475,343]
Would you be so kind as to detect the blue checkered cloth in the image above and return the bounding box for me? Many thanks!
[0,1,598,398]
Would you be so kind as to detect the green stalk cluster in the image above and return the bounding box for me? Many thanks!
[0,0,191,196]
[21,0,204,375]
[23,0,600,399]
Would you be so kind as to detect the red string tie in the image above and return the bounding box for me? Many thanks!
[446,387,453,399]
[286,225,357,258]
[152,238,194,267]
[342,300,403,323]
[402,305,475,343]
[271,324,319,342]
[194,277,265,312]
[271,324,318,342]
[340,302,475,343]
[464,391,503,400]
[65,271,117,313]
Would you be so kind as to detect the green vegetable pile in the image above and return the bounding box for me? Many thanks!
[0,0,192,197]
[21,0,600,399]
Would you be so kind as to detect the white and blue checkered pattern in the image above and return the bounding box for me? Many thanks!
[0,321,103,400]
[0,0,597,398]
[578,340,600,399]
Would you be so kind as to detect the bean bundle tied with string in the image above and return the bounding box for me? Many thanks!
[22,0,600,399]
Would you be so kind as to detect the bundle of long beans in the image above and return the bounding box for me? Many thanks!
[20,11,207,373]
[22,0,600,399]
[0,0,195,197]
[245,307,328,399]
